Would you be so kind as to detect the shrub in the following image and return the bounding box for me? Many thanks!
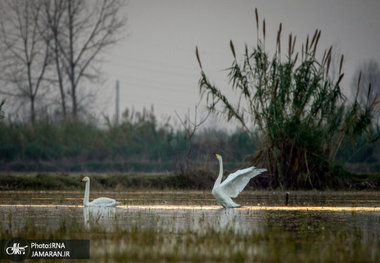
[196,9,378,189]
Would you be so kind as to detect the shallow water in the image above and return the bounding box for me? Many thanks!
[0,190,380,240]
[0,190,379,263]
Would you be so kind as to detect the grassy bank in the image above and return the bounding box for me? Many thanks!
[0,172,183,190]
[1,171,380,191]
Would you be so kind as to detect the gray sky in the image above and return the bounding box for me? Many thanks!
[101,0,380,127]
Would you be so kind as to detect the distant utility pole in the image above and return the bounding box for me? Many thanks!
[115,80,120,125]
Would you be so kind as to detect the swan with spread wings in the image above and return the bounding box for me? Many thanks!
[212,154,266,208]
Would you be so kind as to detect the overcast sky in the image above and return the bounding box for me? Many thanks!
[101,0,380,127]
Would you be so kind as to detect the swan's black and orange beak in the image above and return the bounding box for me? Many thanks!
[214,153,220,157]
[81,178,86,182]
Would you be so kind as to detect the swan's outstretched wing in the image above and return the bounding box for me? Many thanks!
[220,167,266,198]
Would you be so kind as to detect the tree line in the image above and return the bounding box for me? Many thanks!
[0,107,256,172]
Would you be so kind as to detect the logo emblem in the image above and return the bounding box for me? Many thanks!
[6,243,28,255]
[4,239,29,261]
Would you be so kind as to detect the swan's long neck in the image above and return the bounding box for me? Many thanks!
[214,157,223,188]
[84,180,90,205]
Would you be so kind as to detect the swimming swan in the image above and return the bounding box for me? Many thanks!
[81,176,121,207]
[212,154,266,208]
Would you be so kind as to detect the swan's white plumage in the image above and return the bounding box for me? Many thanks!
[220,167,256,198]
[87,197,120,207]
[212,154,266,208]
[81,176,121,207]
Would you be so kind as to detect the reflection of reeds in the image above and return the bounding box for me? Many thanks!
[0,210,379,262]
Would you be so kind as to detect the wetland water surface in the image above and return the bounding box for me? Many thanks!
[0,191,380,262]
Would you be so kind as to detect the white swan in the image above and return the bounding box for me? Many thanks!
[81,177,121,207]
[212,154,266,208]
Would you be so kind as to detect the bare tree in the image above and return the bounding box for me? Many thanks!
[47,0,126,119]
[0,0,126,122]
[175,104,210,173]
[0,0,51,123]
[41,0,68,118]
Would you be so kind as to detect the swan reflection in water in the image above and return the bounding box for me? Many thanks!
[214,208,260,233]
[83,207,117,229]
[82,204,262,233]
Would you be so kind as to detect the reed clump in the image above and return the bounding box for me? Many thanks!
[196,9,378,189]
